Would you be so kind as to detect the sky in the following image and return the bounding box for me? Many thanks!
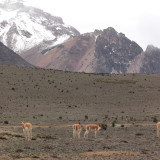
[3,0,160,50]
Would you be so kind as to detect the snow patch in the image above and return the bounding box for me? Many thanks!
[0,8,18,22]
[94,35,99,42]
[54,34,70,46]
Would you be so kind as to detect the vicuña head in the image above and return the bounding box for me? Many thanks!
[98,124,102,130]
[21,120,24,124]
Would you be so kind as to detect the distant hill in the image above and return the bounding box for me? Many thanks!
[0,41,33,67]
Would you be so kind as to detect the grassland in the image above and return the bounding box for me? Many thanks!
[0,64,160,159]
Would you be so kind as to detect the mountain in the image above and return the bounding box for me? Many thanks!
[0,0,80,58]
[35,27,143,73]
[0,41,33,67]
[34,27,160,73]
[140,45,160,73]
[1,1,160,73]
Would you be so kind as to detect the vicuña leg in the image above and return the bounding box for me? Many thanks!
[84,130,89,138]
[157,128,160,138]
[95,130,97,138]
[29,129,32,140]
[78,130,81,139]
[73,129,76,138]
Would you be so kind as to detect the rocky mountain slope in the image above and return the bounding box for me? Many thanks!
[35,27,143,73]
[127,45,160,73]
[0,41,33,67]
[140,45,160,73]
[34,27,160,73]
[0,0,80,57]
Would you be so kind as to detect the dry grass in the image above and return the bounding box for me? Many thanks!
[0,65,160,159]
[81,151,140,157]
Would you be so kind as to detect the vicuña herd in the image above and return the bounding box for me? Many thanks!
[72,122,101,139]
[21,121,101,141]
[21,121,160,141]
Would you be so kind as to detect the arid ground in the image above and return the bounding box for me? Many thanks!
[0,65,160,159]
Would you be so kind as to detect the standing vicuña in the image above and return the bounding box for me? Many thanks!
[21,121,32,141]
[84,124,101,138]
[157,122,160,138]
[72,121,82,139]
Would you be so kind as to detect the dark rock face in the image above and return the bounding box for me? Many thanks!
[0,42,33,67]
[140,45,160,73]
[95,27,143,73]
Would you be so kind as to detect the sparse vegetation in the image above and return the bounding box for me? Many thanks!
[121,124,124,128]
[0,65,160,159]
[4,120,9,124]
[85,115,88,120]
[152,116,158,123]
[101,124,107,130]
[112,120,116,127]
[59,116,62,119]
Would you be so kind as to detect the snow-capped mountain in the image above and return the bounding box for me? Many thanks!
[0,0,80,55]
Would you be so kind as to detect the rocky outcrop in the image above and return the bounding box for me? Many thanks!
[95,27,143,73]
[140,45,160,73]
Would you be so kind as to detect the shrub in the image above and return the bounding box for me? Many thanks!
[4,121,9,124]
[121,124,124,128]
[153,116,158,123]
[112,120,116,127]
[104,115,108,119]
[85,115,88,120]
[59,116,62,120]
[101,124,107,130]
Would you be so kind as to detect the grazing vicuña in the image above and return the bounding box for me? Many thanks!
[157,122,160,138]
[84,124,101,138]
[21,121,32,141]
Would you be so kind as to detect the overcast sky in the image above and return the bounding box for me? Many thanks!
[24,0,160,50]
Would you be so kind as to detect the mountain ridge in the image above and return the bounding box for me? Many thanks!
[34,27,160,73]
[35,27,144,73]
[0,41,33,67]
